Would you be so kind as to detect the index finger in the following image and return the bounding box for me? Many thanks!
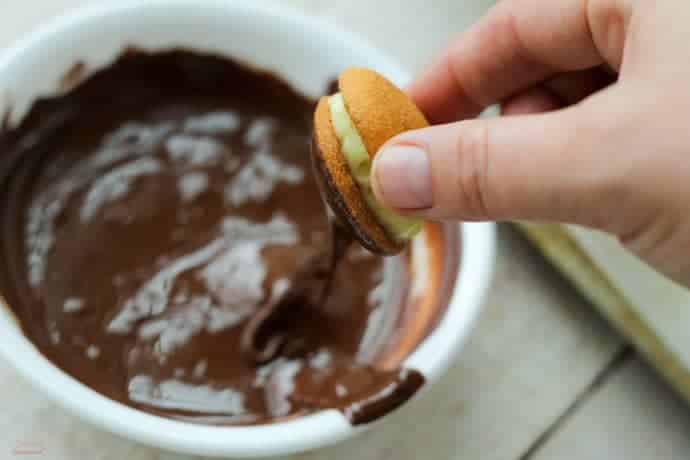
[410,0,604,123]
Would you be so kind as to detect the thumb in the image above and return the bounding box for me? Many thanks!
[371,95,619,228]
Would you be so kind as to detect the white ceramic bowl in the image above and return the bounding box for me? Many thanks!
[0,0,496,457]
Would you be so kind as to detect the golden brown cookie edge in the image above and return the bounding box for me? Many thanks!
[313,96,401,254]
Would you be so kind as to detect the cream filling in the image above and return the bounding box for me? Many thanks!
[329,93,422,242]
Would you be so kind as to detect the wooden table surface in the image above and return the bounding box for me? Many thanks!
[2,1,690,459]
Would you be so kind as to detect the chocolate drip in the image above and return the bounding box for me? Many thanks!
[241,221,352,364]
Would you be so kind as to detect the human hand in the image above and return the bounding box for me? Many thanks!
[371,0,690,285]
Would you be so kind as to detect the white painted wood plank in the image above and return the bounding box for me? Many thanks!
[284,0,498,72]
[532,357,690,460]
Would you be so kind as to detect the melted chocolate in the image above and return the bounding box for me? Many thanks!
[240,221,353,364]
[0,50,455,425]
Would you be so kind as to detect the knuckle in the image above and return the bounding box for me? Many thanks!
[565,112,627,228]
[454,122,492,220]
[619,215,688,283]
[586,0,629,69]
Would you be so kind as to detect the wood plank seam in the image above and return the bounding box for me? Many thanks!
[518,346,634,460]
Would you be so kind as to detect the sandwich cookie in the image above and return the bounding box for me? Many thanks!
[312,67,429,255]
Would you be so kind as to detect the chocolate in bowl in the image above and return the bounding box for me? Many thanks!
[0,49,459,426]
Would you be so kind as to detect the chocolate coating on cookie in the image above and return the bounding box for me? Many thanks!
[313,97,400,254]
[312,68,428,255]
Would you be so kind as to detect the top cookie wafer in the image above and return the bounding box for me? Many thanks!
[311,68,429,255]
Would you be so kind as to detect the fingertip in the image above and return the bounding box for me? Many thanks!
[372,143,434,211]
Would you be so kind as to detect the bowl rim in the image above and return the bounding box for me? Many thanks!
[0,0,497,457]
